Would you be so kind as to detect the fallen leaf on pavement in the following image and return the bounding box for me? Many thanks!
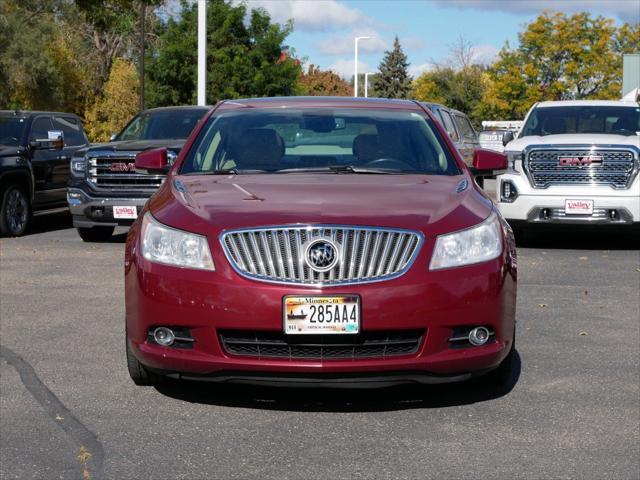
[579,331,588,336]
[538,303,548,308]
[579,256,588,261]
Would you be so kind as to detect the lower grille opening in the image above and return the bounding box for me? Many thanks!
[219,329,424,360]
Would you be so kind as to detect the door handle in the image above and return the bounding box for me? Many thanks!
[57,155,69,160]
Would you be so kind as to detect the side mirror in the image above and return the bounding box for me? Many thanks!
[470,149,508,176]
[29,131,64,150]
[135,147,168,173]
[109,133,118,141]
[502,131,514,146]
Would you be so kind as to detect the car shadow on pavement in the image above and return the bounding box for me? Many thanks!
[21,211,73,236]
[154,351,521,412]
[515,227,639,250]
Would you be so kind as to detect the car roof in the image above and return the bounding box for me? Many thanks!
[140,105,212,114]
[217,96,423,111]
[0,110,82,118]
[535,100,639,108]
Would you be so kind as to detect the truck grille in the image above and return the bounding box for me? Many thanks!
[220,225,422,286]
[525,149,637,189]
[87,152,164,191]
[219,330,424,360]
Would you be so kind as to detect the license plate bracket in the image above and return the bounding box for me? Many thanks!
[565,199,593,215]
[283,295,360,335]
[113,206,138,219]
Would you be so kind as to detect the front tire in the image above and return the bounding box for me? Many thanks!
[484,334,516,387]
[77,226,115,242]
[126,335,161,386]
[0,184,30,237]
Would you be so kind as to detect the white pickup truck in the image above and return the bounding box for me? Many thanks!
[496,100,639,230]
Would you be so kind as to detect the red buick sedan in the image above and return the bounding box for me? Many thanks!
[125,97,517,388]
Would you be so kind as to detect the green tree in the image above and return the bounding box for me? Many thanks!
[0,0,93,112]
[145,0,301,106]
[84,58,140,142]
[478,12,638,119]
[373,36,411,99]
[298,64,351,96]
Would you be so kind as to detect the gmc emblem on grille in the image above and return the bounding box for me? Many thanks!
[558,155,603,167]
[110,162,136,172]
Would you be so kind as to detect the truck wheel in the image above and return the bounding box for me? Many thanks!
[126,335,161,386]
[77,226,115,242]
[0,184,30,237]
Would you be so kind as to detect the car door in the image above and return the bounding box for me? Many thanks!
[451,113,478,166]
[28,115,63,207]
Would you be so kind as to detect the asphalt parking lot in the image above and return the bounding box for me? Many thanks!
[1,210,639,480]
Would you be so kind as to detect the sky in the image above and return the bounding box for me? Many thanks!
[234,0,639,78]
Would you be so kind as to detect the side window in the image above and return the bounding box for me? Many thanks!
[53,116,85,146]
[440,111,460,142]
[29,117,53,141]
[454,114,476,139]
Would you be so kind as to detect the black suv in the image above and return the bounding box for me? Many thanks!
[67,106,210,242]
[0,110,89,236]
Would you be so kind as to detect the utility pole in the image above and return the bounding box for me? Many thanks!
[197,0,207,105]
[139,1,145,111]
[353,36,370,97]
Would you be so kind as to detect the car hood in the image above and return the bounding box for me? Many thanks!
[149,173,494,237]
[0,145,21,158]
[506,133,640,152]
[77,139,186,156]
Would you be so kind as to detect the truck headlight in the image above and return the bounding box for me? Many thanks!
[506,152,521,173]
[70,156,86,176]
[141,213,215,270]
[429,212,502,270]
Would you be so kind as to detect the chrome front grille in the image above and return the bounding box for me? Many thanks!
[87,152,165,191]
[220,225,423,286]
[525,148,637,189]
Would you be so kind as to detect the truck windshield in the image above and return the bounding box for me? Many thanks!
[180,108,460,175]
[0,117,27,146]
[521,106,640,137]
[117,110,206,141]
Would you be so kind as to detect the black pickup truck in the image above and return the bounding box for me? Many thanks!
[0,110,89,236]
[67,106,210,241]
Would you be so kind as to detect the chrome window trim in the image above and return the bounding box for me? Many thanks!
[219,224,424,287]
[522,143,640,190]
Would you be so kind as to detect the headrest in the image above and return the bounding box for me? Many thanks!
[234,128,284,169]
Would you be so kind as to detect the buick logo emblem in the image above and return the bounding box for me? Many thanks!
[305,239,339,272]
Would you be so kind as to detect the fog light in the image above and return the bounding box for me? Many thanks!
[609,209,618,220]
[500,180,518,202]
[468,326,490,346]
[153,327,175,346]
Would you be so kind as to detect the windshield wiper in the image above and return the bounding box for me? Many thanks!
[274,165,402,174]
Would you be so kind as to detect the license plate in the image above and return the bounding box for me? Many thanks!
[484,134,501,141]
[565,199,593,215]
[113,206,138,219]
[284,295,360,334]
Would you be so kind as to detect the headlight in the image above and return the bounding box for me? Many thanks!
[70,156,86,176]
[141,213,215,270]
[506,151,521,173]
[429,212,502,270]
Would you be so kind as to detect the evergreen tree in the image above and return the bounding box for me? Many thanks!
[373,36,411,99]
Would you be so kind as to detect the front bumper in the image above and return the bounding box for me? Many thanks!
[67,188,149,228]
[125,226,517,384]
[496,172,640,225]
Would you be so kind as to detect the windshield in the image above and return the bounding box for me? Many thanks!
[117,110,206,141]
[0,117,27,146]
[521,106,640,137]
[180,108,460,175]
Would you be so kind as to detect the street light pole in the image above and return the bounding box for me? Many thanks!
[197,0,207,106]
[364,72,375,98]
[354,36,370,97]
